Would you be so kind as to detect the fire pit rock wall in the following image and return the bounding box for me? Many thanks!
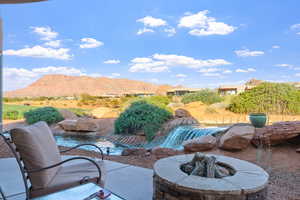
[153,154,269,200]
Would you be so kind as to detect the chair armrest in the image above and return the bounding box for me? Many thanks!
[60,143,104,160]
[27,157,102,184]
[0,187,7,200]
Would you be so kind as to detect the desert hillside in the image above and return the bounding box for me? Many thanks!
[4,74,174,97]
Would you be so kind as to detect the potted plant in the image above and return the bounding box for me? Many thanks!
[249,113,267,128]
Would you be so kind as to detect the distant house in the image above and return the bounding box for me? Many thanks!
[218,85,246,95]
[124,91,155,97]
[167,88,202,96]
[219,79,264,96]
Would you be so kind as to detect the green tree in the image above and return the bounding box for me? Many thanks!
[229,83,300,114]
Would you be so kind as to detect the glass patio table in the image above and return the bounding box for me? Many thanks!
[33,183,125,200]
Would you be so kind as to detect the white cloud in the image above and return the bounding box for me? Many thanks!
[104,59,120,64]
[131,57,153,63]
[3,45,72,60]
[176,74,187,78]
[247,68,256,72]
[291,24,300,30]
[31,26,58,41]
[202,72,222,77]
[198,68,220,73]
[164,27,176,37]
[152,54,231,68]
[80,38,103,48]
[44,40,61,48]
[235,69,248,73]
[32,66,84,75]
[235,49,265,57]
[4,66,86,91]
[137,16,167,27]
[235,68,256,73]
[290,24,300,35]
[108,73,121,78]
[178,10,236,36]
[129,54,231,72]
[272,45,280,49]
[296,73,300,77]
[129,61,169,73]
[137,28,155,35]
[276,64,293,68]
[223,70,232,74]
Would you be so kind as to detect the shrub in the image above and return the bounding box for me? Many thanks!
[114,101,172,141]
[204,107,218,114]
[3,110,20,120]
[182,89,223,105]
[24,107,64,125]
[229,83,300,114]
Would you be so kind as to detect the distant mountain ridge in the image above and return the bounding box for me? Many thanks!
[4,74,175,97]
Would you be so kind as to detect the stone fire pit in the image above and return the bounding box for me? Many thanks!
[153,154,269,200]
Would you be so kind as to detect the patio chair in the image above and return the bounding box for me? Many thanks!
[0,121,105,200]
[0,186,7,200]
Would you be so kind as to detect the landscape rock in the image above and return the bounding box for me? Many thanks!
[252,121,300,146]
[183,135,217,152]
[219,124,255,151]
[121,148,148,156]
[175,108,191,118]
[58,109,78,120]
[151,147,182,159]
[58,118,100,132]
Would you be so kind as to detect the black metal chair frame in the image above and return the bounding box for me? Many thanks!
[0,186,6,200]
[0,131,104,200]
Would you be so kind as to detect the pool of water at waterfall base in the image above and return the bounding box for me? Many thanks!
[54,126,227,156]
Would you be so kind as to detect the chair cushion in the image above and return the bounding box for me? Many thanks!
[30,158,106,198]
[11,121,62,189]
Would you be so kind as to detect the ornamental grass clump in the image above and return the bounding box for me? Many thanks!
[114,101,172,141]
[24,106,64,125]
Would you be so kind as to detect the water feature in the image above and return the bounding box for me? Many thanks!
[159,126,226,149]
[54,125,227,155]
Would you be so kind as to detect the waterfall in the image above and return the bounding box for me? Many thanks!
[160,126,225,149]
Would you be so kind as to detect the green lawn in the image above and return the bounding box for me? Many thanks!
[3,104,91,120]
[3,104,39,120]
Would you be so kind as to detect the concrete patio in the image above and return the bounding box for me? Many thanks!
[0,156,153,200]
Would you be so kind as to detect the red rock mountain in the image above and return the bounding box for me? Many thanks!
[5,75,174,97]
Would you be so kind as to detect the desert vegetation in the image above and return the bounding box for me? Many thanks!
[181,89,223,105]
[114,100,172,141]
[24,107,64,125]
[3,82,300,126]
[229,83,300,114]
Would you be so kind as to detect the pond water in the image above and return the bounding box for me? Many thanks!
[54,125,227,156]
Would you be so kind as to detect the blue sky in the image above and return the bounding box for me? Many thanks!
[1,0,300,91]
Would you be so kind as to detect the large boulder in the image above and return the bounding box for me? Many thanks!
[252,121,300,146]
[121,148,148,156]
[58,109,78,120]
[183,135,217,152]
[151,147,182,159]
[175,108,191,118]
[219,124,255,151]
[58,118,100,132]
